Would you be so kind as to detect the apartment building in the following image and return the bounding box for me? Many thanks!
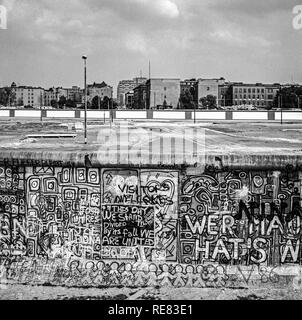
[117,77,147,106]
[11,82,44,107]
[87,82,113,104]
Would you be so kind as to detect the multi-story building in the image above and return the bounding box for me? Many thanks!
[125,91,134,109]
[87,82,113,104]
[218,83,233,107]
[146,78,180,109]
[117,77,147,106]
[197,78,225,107]
[230,83,280,108]
[133,83,147,109]
[67,86,83,103]
[44,86,83,106]
[44,87,68,106]
[11,82,44,107]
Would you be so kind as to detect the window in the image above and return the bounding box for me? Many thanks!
[248,89,251,93]
[244,89,247,93]
[207,87,210,91]
[252,89,255,93]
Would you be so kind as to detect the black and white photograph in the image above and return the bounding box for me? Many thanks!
[0,0,302,310]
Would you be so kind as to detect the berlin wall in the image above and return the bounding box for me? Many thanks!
[0,163,302,288]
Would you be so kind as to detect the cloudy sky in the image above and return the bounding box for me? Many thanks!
[0,0,301,95]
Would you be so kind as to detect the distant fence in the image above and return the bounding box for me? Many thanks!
[0,109,301,121]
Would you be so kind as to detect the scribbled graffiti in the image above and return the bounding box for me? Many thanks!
[26,166,102,260]
[180,170,302,265]
[101,169,178,261]
[0,164,302,288]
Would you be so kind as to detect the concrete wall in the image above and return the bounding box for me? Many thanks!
[1,163,302,288]
[3,109,302,121]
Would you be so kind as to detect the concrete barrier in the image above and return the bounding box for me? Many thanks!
[2,109,302,122]
[116,111,147,119]
[15,110,41,118]
[0,156,302,288]
[153,111,186,120]
[80,110,110,119]
[46,110,75,118]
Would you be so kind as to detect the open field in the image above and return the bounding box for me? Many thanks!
[0,119,301,156]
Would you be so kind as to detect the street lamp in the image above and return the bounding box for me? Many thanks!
[82,55,87,144]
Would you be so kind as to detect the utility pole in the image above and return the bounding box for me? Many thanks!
[154,92,156,109]
[40,91,43,123]
[82,55,88,144]
[280,93,283,125]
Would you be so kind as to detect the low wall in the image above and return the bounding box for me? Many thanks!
[0,109,301,121]
[0,159,302,288]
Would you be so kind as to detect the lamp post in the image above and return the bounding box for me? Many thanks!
[82,55,87,144]
[280,94,283,125]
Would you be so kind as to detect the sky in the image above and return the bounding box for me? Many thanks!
[0,0,301,96]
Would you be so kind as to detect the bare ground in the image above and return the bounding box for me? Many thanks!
[0,284,301,300]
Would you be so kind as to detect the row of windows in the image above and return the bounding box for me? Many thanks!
[234,88,276,94]
[235,94,265,99]
[234,94,275,99]
[234,101,266,106]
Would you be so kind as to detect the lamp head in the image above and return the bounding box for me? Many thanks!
[82,55,87,60]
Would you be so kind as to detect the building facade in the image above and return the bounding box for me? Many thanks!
[146,78,180,109]
[11,83,44,107]
[117,77,147,106]
[87,82,113,104]
[230,83,280,108]
[197,78,225,107]
[133,83,147,109]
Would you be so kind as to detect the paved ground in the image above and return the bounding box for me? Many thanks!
[0,284,301,300]
[0,119,301,155]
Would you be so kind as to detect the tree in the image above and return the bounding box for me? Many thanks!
[274,86,302,110]
[58,96,67,109]
[199,95,217,109]
[179,88,195,109]
[65,99,76,109]
[50,99,58,109]
[0,87,15,107]
[91,96,102,109]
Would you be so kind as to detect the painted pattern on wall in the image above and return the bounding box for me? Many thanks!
[180,169,302,265]
[0,164,302,287]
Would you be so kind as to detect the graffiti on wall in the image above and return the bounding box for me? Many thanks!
[180,170,302,265]
[101,169,178,262]
[1,165,302,274]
